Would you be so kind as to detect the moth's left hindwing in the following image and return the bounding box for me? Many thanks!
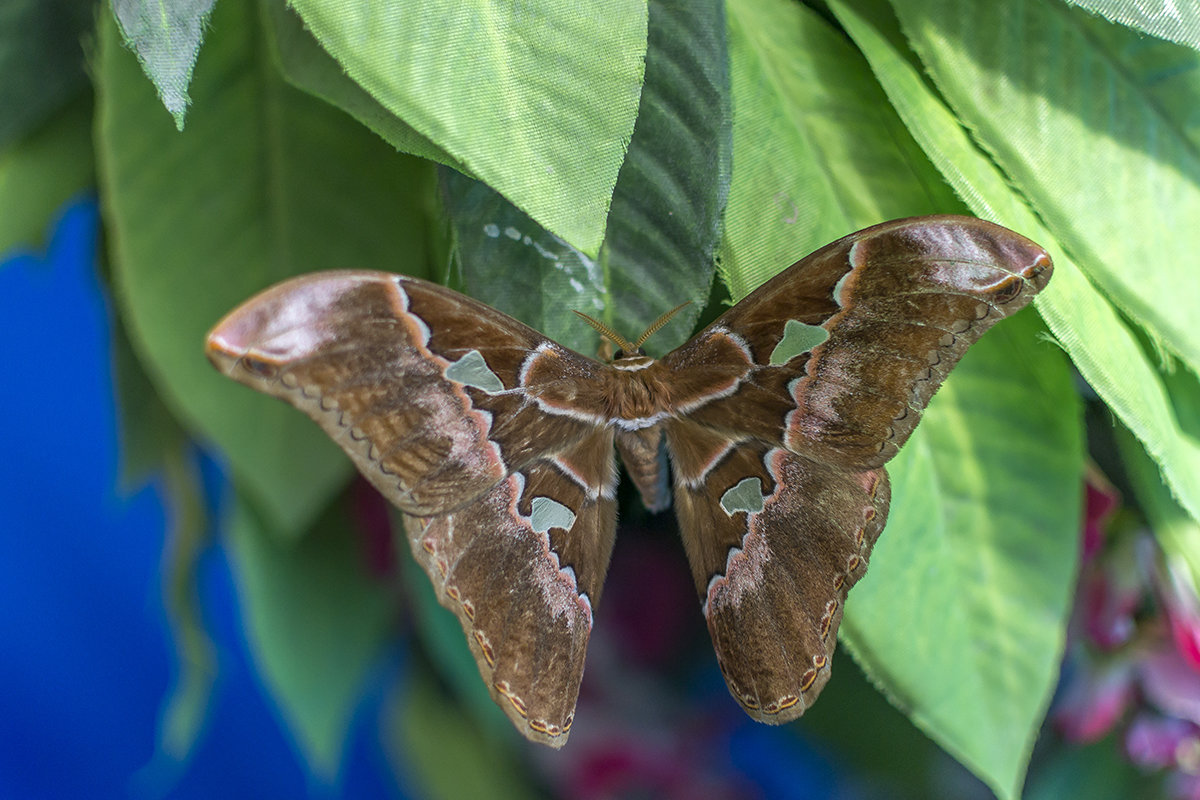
[668,419,889,722]
[206,271,619,747]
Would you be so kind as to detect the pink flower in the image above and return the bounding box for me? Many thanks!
[1078,533,1144,650]
[1156,557,1200,672]
[1138,647,1200,726]
[1082,476,1119,561]
[1168,771,1200,800]
[1124,713,1200,771]
[1054,471,1200,797]
[1052,647,1136,743]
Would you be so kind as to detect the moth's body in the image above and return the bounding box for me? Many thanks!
[601,355,672,425]
[206,215,1052,746]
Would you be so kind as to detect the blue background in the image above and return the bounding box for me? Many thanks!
[0,199,404,799]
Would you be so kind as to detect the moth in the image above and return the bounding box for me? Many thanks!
[205,215,1051,746]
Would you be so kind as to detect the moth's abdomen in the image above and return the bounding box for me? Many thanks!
[615,425,671,512]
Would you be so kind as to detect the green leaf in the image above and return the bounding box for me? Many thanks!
[1118,416,1200,591]
[1025,734,1147,800]
[843,311,1083,800]
[598,0,730,353]
[227,492,395,777]
[831,0,1200,535]
[890,0,1200,377]
[388,662,536,800]
[1060,0,1200,53]
[262,0,466,172]
[719,0,963,303]
[442,0,730,357]
[155,447,216,760]
[0,94,95,257]
[111,0,217,129]
[440,171,607,355]
[288,0,649,257]
[109,300,188,489]
[712,15,1082,791]
[0,0,92,149]
[96,1,437,536]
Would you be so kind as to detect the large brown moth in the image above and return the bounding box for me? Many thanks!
[205,215,1051,747]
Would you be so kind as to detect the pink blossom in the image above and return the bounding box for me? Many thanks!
[1139,648,1200,726]
[1082,477,1119,561]
[1079,533,1144,650]
[1157,558,1200,672]
[1053,648,1136,743]
[1124,713,1199,771]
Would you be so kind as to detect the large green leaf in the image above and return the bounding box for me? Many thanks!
[289,0,649,257]
[598,0,730,353]
[262,0,465,172]
[0,0,92,149]
[712,10,1083,792]
[440,171,607,355]
[1118,419,1200,590]
[108,295,188,489]
[0,95,94,257]
[154,447,216,760]
[111,0,217,129]
[442,0,730,357]
[843,310,1082,800]
[719,0,962,303]
[96,2,436,536]
[891,0,1200,377]
[827,0,1193,793]
[227,493,395,777]
[831,0,1200,531]
[1061,0,1200,53]
[388,663,536,800]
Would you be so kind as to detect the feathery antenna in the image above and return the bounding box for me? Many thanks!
[573,301,692,356]
[572,310,638,354]
[634,302,691,349]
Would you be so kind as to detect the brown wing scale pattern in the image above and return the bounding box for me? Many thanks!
[207,271,621,747]
[664,216,1052,471]
[668,419,890,720]
[206,272,608,515]
[402,424,617,746]
[660,216,1048,721]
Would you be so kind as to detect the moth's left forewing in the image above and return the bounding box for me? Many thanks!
[668,215,1052,471]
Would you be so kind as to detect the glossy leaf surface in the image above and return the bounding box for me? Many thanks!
[289,0,648,257]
